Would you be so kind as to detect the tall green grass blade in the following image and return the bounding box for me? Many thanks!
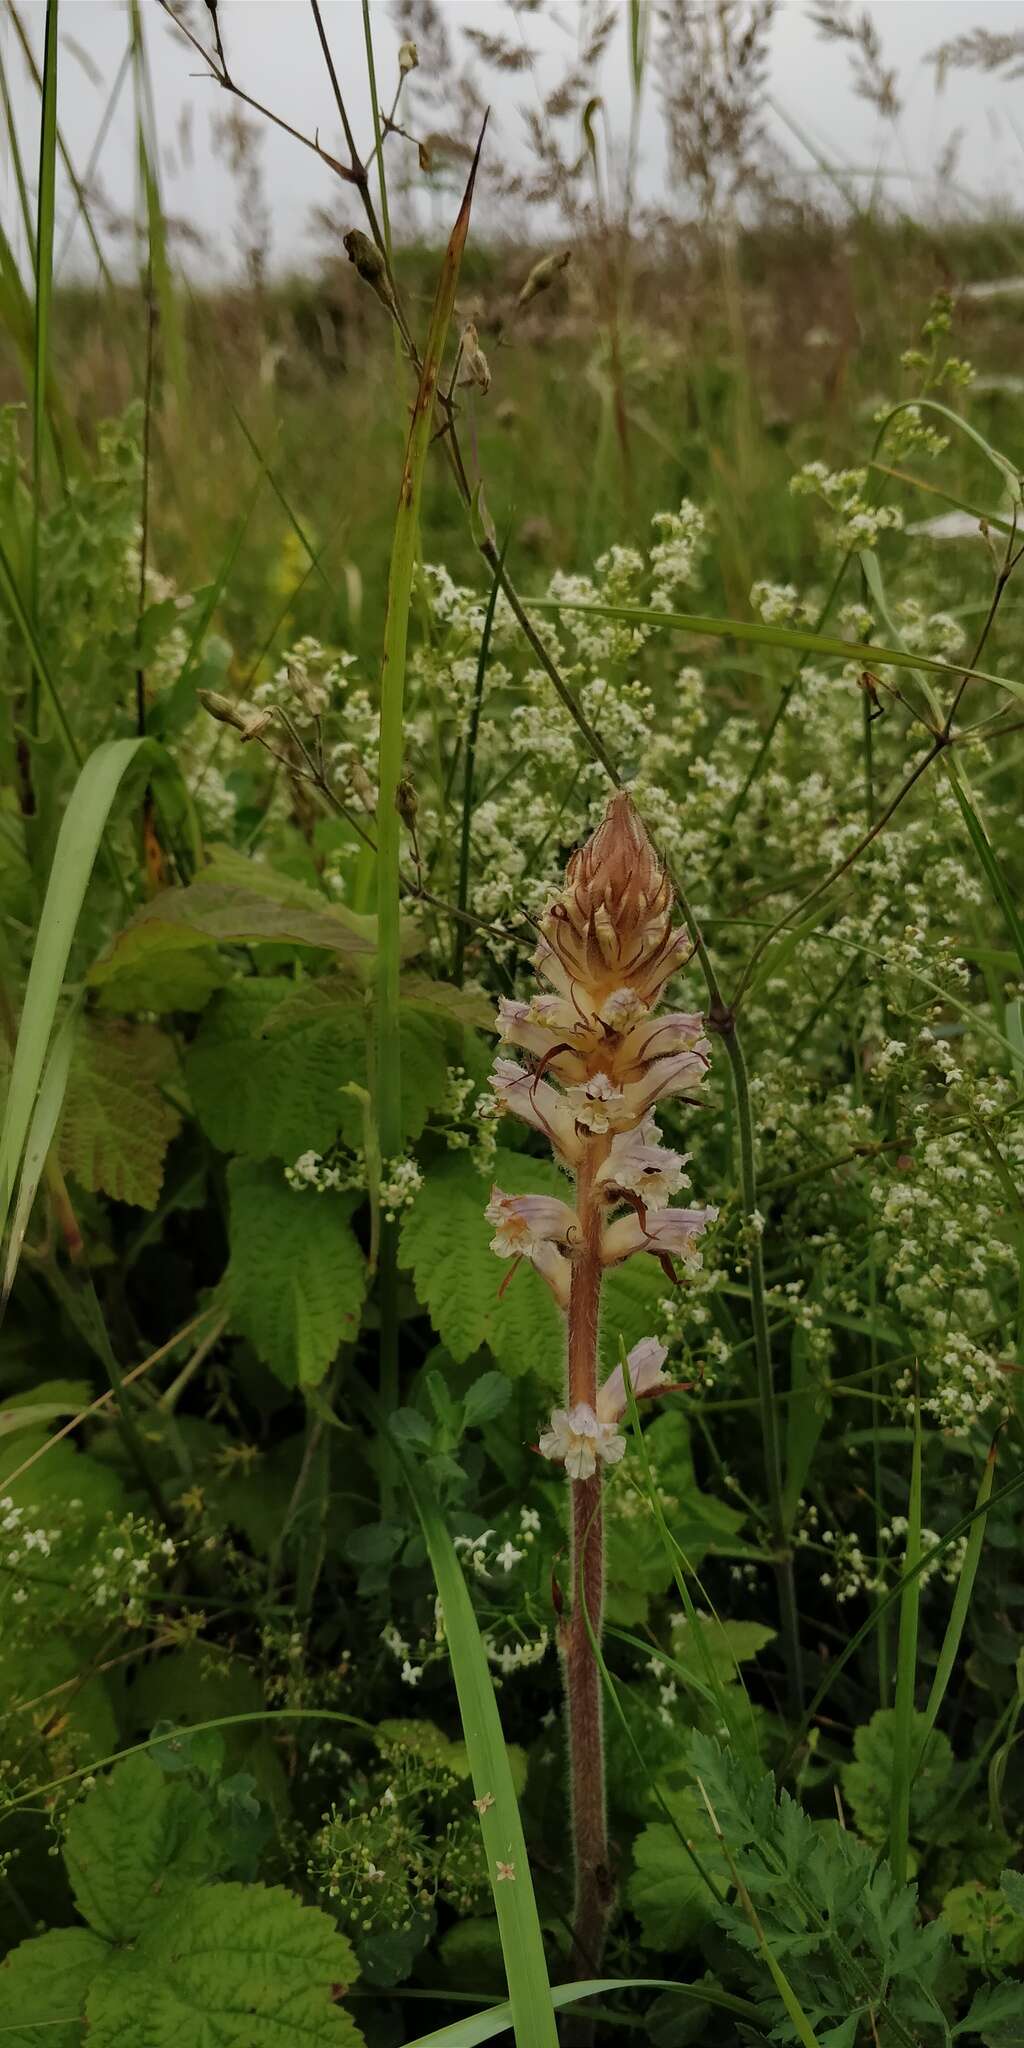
[0,737,180,1235]
[30,0,58,629]
[527,594,1022,695]
[454,540,505,985]
[889,1388,922,1888]
[947,769,1024,978]
[400,1450,558,2048]
[0,1000,77,1309]
[874,397,1023,500]
[868,460,1016,537]
[402,1976,759,2048]
[913,1442,996,1776]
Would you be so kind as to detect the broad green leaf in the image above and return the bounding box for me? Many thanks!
[87,916,228,1014]
[59,1017,183,1209]
[92,876,375,968]
[627,1788,727,1948]
[188,979,454,1162]
[226,1162,366,1386]
[670,1615,776,1684]
[0,1926,108,2047]
[841,1708,954,1848]
[84,1881,364,2048]
[399,1149,566,1385]
[65,1754,220,1940]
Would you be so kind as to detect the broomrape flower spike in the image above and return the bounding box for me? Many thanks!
[485,790,716,1976]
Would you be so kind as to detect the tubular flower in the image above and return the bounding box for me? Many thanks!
[602,1204,718,1268]
[596,1336,669,1424]
[538,1402,626,1481]
[485,1187,579,1308]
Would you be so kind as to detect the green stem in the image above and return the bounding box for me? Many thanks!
[454,544,505,986]
[374,137,483,1474]
[890,1386,922,1887]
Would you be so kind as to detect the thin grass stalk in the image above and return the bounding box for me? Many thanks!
[28,0,58,730]
[889,1386,922,1887]
[374,133,484,1476]
[454,545,505,986]
[913,1439,996,1774]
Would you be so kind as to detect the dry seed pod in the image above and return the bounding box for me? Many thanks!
[343,229,398,316]
[398,39,419,73]
[458,320,491,395]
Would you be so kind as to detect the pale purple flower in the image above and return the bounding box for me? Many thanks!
[538,1401,627,1480]
[619,1046,710,1123]
[597,1125,690,1212]
[485,1187,579,1258]
[490,1057,582,1165]
[602,1204,718,1267]
[596,1336,669,1423]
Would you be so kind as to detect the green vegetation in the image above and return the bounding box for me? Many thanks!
[2,3,1024,2044]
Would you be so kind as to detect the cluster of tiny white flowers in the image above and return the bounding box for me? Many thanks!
[790,461,904,550]
[84,1515,177,1626]
[648,499,709,607]
[750,579,815,628]
[379,1155,423,1222]
[482,1627,549,1676]
[252,635,357,719]
[1,1497,60,1605]
[285,1147,363,1195]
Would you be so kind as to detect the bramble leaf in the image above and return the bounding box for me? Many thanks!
[84,1880,363,2048]
[59,1016,183,1208]
[226,1161,366,1385]
[65,1754,221,1940]
[0,1927,108,2047]
[399,1148,566,1384]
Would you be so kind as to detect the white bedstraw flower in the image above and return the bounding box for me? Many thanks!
[538,1402,626,1480]
[596,1336,669,1423]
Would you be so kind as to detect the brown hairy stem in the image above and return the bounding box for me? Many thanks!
[563,1138,614,1985]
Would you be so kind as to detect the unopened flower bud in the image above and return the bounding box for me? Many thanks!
[516,248,571,310]
[343,229,398,316]
[542,792,675,1005]
[197,689,273,743]
[395,775,418,829]
[398,39,419,73]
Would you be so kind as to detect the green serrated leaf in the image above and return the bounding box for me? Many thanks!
[399,1149,566,1385]
[65,1754,220,1941]
[84,1881,364,2048]
[0,1926,108,2046]
[226,1161,366,1386]
[627,1789,728,1948]
[59,1016,182,1209]
[188,979,454,1162]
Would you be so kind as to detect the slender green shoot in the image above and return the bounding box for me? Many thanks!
[890,1386,922,1887]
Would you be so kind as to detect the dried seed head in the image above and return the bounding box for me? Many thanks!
[398,38,419,73]
[540,793,676,1003]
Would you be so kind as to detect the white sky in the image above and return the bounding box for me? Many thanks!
[3,1,1024,278]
